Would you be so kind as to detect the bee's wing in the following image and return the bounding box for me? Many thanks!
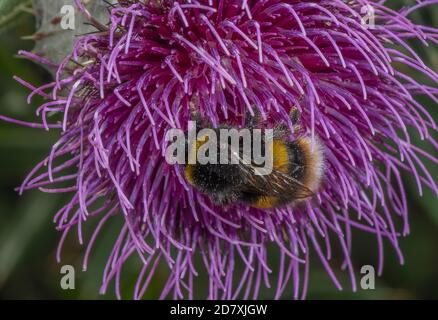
[240,164,314,200]
[228,144,314,199]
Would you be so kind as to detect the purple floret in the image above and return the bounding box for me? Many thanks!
[2,0,438,299]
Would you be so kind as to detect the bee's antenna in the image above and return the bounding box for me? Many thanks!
[245,107,263,129]
[290,106,302,133]
[189,101,198,118]
[189,95,203,120]
[188,96,211,130]
[290,107,299,125]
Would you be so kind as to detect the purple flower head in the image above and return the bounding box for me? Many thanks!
[3,0,438,299]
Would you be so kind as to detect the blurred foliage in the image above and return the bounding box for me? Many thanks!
[33,0,114,65]
[0,1,437,300]
[0,0,32,33]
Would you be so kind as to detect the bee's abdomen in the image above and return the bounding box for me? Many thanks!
[270,139,306,178]
[239,192,279,209]
[245,138,324,209]
[286,141,306,181]
[293,137,325,193]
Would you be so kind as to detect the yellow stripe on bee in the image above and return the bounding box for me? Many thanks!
[196,134,210,148]
[272,140,289,172]
[251,140,288,209]
[184,165,195,186]
[252,196,279,209]
[188,133,210,164]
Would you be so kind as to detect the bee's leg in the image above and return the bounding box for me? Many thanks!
[273,107,302,139]
[212,192,239,207]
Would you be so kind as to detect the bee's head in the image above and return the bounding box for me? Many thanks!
[184,129,243,194]
[185,163,242,194]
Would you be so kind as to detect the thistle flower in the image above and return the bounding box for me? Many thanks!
[2,0,438,299]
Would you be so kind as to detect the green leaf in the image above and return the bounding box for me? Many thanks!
[0,193,57,288]
[0,0,32,32]
[32,0,113,66]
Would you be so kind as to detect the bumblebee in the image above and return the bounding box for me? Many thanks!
[184,107,325,209]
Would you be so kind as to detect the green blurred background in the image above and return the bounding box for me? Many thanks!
[0,0,437,300]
